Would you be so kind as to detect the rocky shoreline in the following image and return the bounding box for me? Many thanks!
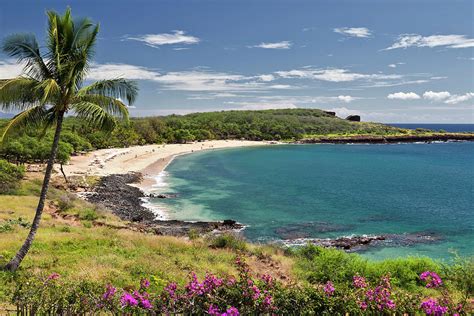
[298,133,474,144]
[281,232,443,251]
[85,172,243,236]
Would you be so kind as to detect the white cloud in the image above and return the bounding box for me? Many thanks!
[0,60,24,79]
[337,95,355,103]
[444,93,474,104]
[257,74,275,82]
[87,63,288,92]
[226,101,298,110]
[334,27,372,38]
[388,62,405,68]
[423,91,451,102]
[275,68,401,82]
[88,63,160,80]
[125,30,200,47]
[387,92,421,100]
[384,34,474,50]
[251,41,292,49]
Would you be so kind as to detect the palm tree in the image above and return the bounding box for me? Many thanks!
[0,8,138,272]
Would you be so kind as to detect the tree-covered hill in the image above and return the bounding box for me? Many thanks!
[0,108,466,165]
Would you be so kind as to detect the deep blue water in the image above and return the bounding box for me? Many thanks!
[389,123,474,133]
[150,142,474,260]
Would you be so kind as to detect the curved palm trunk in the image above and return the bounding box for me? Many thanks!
[4,112,65,272]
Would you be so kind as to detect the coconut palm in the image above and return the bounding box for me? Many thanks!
[0,8,138,271]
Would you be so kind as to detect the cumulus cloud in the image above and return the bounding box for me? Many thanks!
[444,92,474,104]
[334,27,372,38]
[125,30,200,47]
[385,90,473,104]
[257,74,275,82]
[384,34,474,50]
[337,95,355,103]
[423,91,451,102]
[251,41,292,49]
[387,92,421,100]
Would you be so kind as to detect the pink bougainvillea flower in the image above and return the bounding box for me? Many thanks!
[420,271,443,288]
[120,292,138,307]
[323,281,335,296]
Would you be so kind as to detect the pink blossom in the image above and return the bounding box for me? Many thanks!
[208,304,221,315]
[47,273,60,280]
[140,278,150,289]
[102,284,116,301]
[222,307,240,316]
[120,292,138,307]
[420,298,448,315]
[353,275,367,288]
[420,271,443,288]
[165,282,178,299]
[323,281,335,296]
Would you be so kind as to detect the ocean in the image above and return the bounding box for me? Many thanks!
[149,127,474,260]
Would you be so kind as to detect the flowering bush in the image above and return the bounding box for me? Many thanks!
[420,271,443,288]
[9,258,472,315]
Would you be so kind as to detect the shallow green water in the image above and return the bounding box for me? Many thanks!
[149,143,474,260]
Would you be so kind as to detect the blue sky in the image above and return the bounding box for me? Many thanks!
[0,0,473,123]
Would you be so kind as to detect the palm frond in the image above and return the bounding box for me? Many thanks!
[0,105,49,142]
[1,33,52,80]
[73,101,117,131]
[77,79,138,104]
[0,77,42,111]
[36,78,61,105]
[72,94,129,120]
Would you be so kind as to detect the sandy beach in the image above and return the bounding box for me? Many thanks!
[62,140,276,190]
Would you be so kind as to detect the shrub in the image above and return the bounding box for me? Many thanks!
[78,208,99,221]
[7,258,472,315]
[208,234,247,251]
[57,194,76,212]
[0,159,24,194]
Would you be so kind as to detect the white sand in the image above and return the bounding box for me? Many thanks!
[62,140,276,180]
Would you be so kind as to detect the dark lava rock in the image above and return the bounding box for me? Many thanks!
[85,172,243,236]
[87,172,156,222]
[155,193,179,199]
[282,231,443,252]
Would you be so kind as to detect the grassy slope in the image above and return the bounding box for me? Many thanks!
[0,176,292,303]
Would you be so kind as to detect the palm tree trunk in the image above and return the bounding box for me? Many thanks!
[4,111,65,272]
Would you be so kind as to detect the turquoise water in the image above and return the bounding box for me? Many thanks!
[150,143,474,260]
